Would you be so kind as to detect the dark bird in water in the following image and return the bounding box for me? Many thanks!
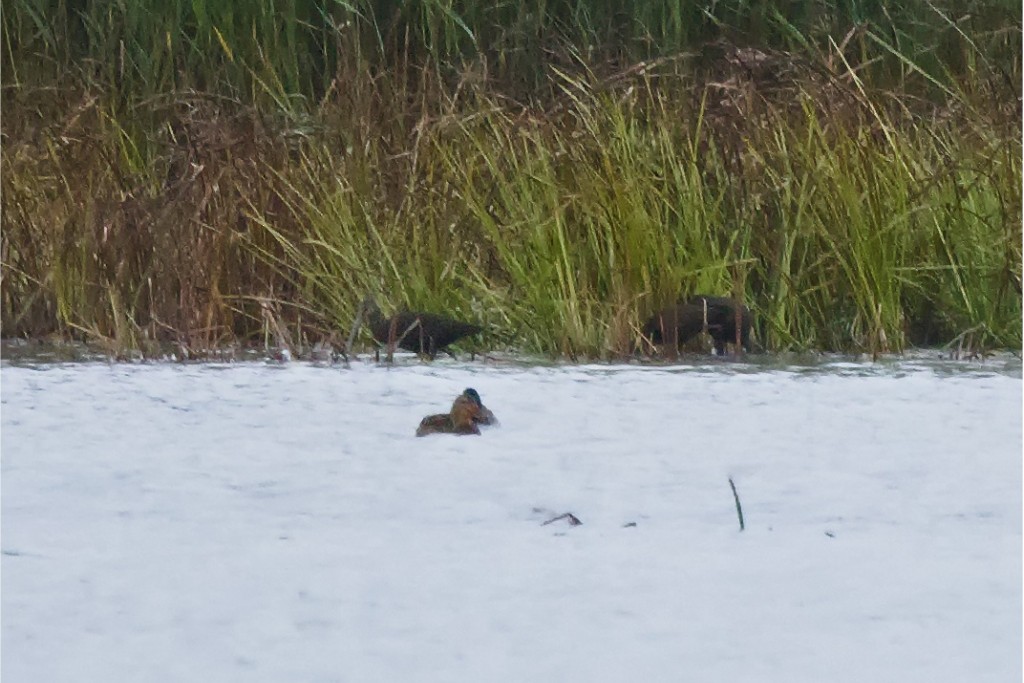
[416,388,497,437]
[362,298,483,359]
[643,295,752,355]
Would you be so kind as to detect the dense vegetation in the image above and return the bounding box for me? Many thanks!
[2,0,1020,357]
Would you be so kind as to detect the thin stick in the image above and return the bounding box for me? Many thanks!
[386,316,399,363]
[343,302,364,362]
[700,297,710,356]
[733,264,744,357]
[660,312,676,359]
[396,318,421,352]
[259,297,292,359]
[385,317,421,363]
[728,477,745,532]
[541,512,582,526]
[734,295,742,355]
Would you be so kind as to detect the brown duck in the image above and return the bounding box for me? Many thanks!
[416,388,498,437]
[362,298,483,359]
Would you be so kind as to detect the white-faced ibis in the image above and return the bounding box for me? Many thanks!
[643,295,752,355]
[362,298,482,359]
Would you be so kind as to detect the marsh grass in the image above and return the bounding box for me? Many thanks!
[2,1,1020,357]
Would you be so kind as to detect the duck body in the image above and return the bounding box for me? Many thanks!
[415,412,481,437]
[362,299,482,358]
[644,294,752,355]
[415,388,497,437]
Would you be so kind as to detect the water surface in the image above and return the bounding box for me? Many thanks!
[2,355,1021,682]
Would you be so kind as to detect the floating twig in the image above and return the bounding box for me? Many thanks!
[728,477,745,532]
[541,512,582,526]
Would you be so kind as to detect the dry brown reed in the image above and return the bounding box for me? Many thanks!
[2,3,1019,358]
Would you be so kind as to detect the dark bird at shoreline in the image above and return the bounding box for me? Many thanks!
[643,295,752,355]
[416,388,497,437]
[361,298,483,359]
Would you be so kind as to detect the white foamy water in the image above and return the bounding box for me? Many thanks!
[2,356,1021,682]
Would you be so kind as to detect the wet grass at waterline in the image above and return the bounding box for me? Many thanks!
[2,2,1020,358]
[253,73,1020,358]
[7,73,1017,358]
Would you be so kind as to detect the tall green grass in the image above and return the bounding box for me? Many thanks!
[250,65,1018,357]
[5,0,1018,100]
[2,1,1020,356]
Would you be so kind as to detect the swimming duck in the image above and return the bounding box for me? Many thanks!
[362,298,482,359]
[415,388,497,436]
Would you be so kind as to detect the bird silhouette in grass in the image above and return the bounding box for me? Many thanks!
[362,298,483,359]
[643,294,752,355]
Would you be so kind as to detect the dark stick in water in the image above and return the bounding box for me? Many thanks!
[729,477,745,532]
